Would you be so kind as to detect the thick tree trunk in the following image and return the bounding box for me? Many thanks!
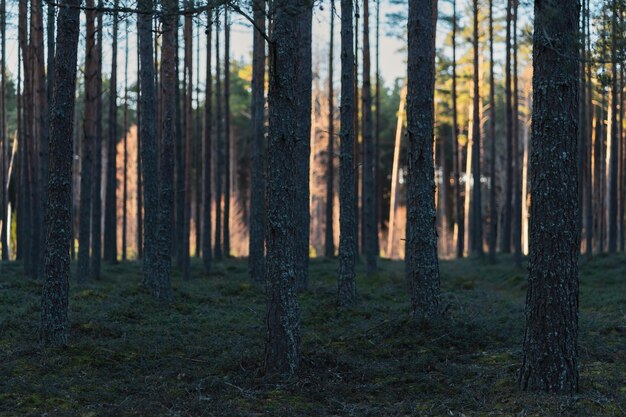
[104,0,119,263]
[77,0,97,283]
[324,0,335,258]
[361,0,377,274]
[151,0,177,302]
[406,0,440,319]
[40,0,81,346]
[519,0,580,393]
[138,0,159,285]
[294,6,313,291]
[338,0,357,306]
[248,0,266,281]
[203,8,213,274]
[264,0,311,374]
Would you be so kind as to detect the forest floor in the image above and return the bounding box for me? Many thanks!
[0,255,625,417]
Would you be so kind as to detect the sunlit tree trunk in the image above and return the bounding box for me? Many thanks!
[470,0,482,257]
[324,0,335,258]
[452,0,463,259]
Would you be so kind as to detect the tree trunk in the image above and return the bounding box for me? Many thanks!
[181,0,193,281]
[406,0,440,318]
[214,17,223,260]
[361,0,377,274]
[223,7,231,258]
[264,0,312,374]
[104,0,118,263]
[501,0,513,254]
[90,2,103,279]
[122,15,129,261]
[470,0,482,257]
[608,0,618,253]
[138,0,159,284]
[0,0,6,261]
[324,0,335,258]
[77,0,97,283]
[40,0,81,346]
[203,8,213,274]
[136,38,143,259]
[249,0,266,281]
[452,0,463,259]
[519,0,580,393]
[151,0,177,302]
[488,0,497,263]
[294,6,312,291]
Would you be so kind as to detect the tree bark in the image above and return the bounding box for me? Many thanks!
[608,0,618,253]
[203,7,213,274]
[470,0,482,257]
[138,0,159,285]
[452,0,463,259]
[214,16,223,260]
[338,0,357,306]
[264,0,311,374]
[104,0,119,263]
[406,0,440,319]
[501,0,513,254]
[40,0,81,346]
[223,7,231,258]
[248,0,266,281]
[77,0,98,283]
[488,0,497,263]
[182,0,193,281]
[361,0,377,274]
[519,0,580,393]
[0,0,6,261]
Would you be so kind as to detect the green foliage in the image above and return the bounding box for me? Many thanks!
[0,256,624,416]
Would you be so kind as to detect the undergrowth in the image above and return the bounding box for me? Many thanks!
[0,255,624,416]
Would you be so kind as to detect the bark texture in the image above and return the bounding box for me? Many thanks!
[264,0,312,374]
[338,0,357,306]
[406,0,440,319]
[248,0,266,282]
[40,0,81,346]
[519,0,580,394]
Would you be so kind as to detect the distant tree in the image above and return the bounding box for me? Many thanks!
[470,0,482,257]
[248,0,266,281]
[488,0,497,263]
[203,7,213,274]
[40,0,81,346]
[338,0,358,306]
[519,0,580,393]
[122,15,129,261]
[0,0,6,261]
[501,0,513,254]
[77,0,98,283]
[214,14,223,260]
[607,0,619,253]
[451,0,463,259]
[406,0,440,318]
[223,7,231,258]
[182,0,193,281]
[324,0,335,258]
[265,0,312,374]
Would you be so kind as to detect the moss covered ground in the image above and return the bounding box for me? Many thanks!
[0,255,625,416]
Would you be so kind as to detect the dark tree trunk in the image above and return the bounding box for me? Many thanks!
[264,0,312,374]
[90,2,103,279]
[194,23,201,259]
[470,0,482,257]
[136,39,143,259]
[203,8,213,274]
[214,17,223,260]
[294,5,313,291]
[512,0,522,266]
[362,0,377,274]
[452,0,463,259]
[77,0,97,283]
[374,0,382,246]
[181,0,193,281]
[104,0,118,263]
[406,0,440,319]
[174,20,184,265]
[138,0,159,284]
[338,0,357,306]
[324,0,335,258]
[488,0,497,263]
[40,0,81,346]
[223,7,231,258]
[584,0,592,257]
[151,0,177,302]
[519,0,580,393]
[248,0,266,281]
[608,0,618,253]
[501,0,513,253]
